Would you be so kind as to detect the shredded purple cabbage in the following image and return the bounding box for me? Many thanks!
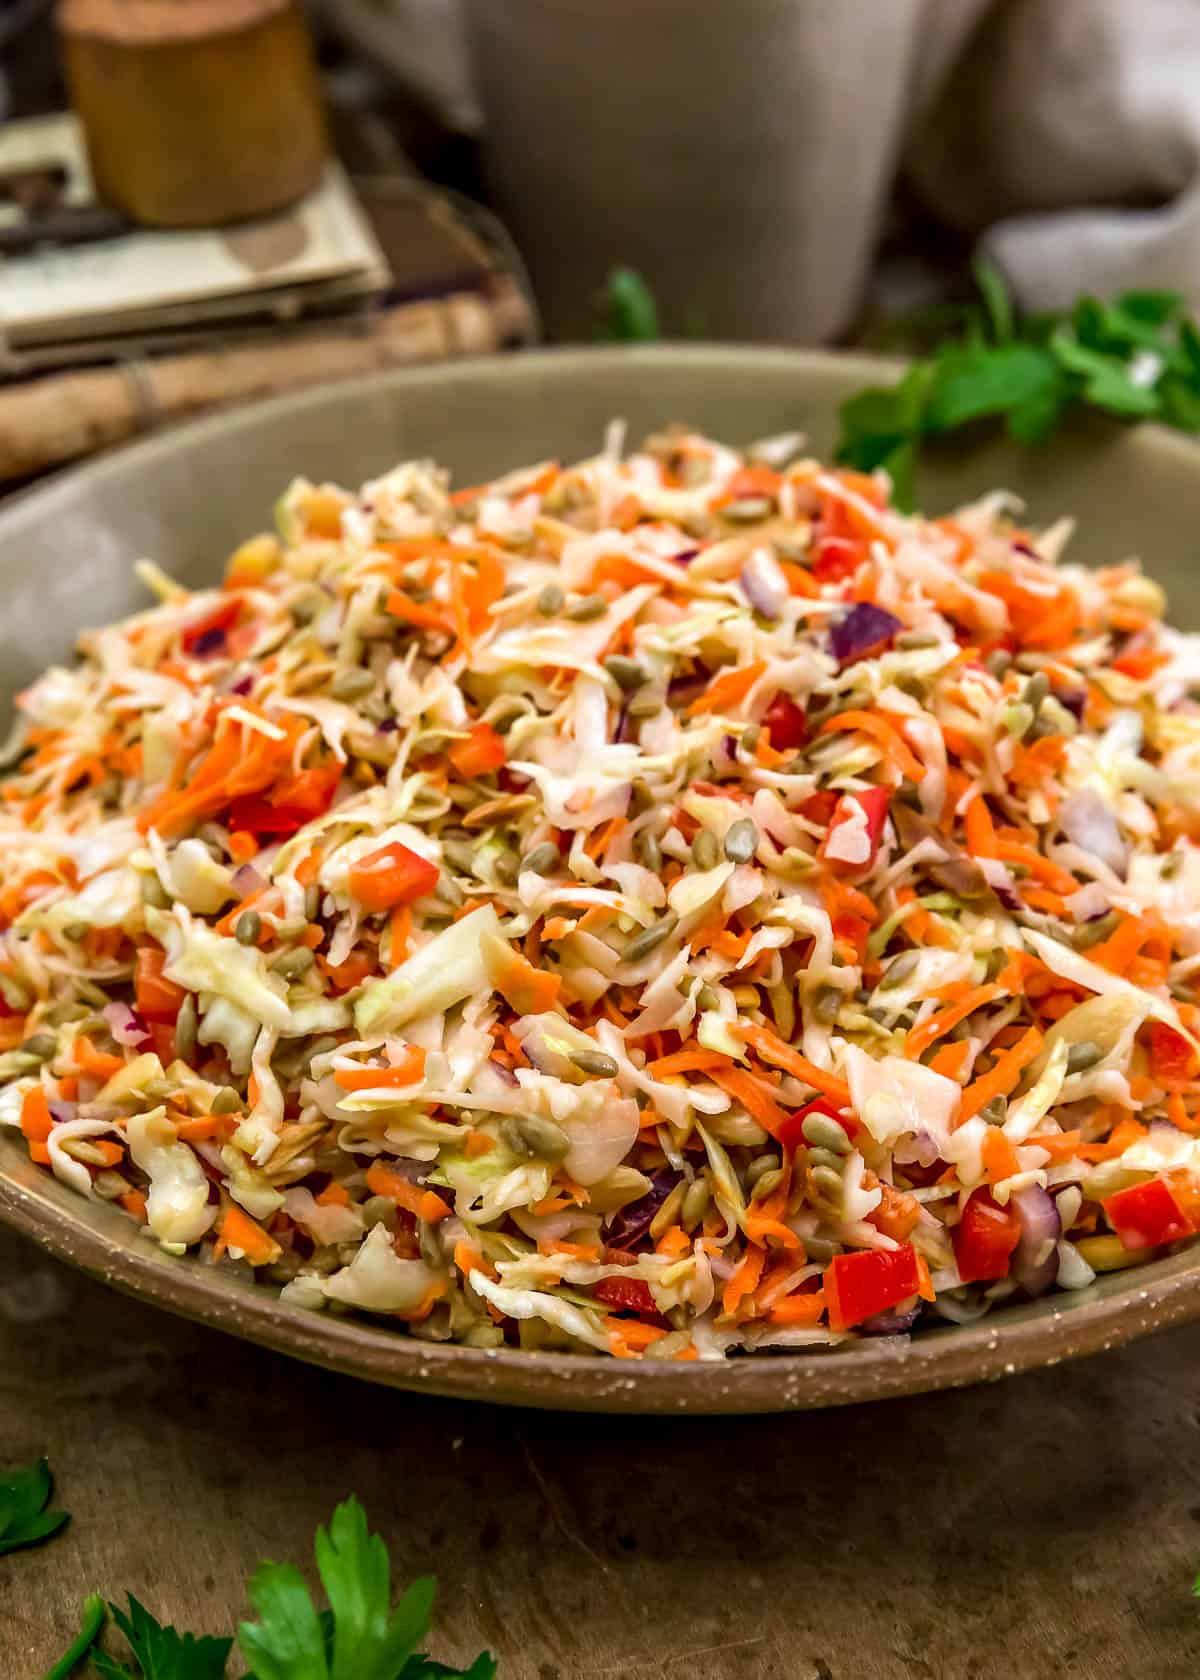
[829,602,901,665]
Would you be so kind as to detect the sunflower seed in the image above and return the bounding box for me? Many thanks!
[649,1182,687,1239]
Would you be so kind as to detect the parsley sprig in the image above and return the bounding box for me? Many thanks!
[0,1456,69,1556]
[837,260,1200,509]
[27,1487,493,1680]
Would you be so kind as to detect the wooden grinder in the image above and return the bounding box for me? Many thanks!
[59,0,328,227]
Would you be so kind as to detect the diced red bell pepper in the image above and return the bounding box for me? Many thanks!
[954,1188,1021,1284]
[811,535,865,585]
[825,1243,922,1332]
[181,597,241,655]
[227,766,341,837]
[1104,1176,1194,1251]
[822,786,891,872]
[348,839,440,913]
[147,1021,176,1065]
[762,692,808,752]
[774,1096,857,1156]
[134,946,185,1023]
[592,1276,661,1319]
[1147,1022,1197,1086]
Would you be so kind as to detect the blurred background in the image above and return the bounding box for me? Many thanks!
[1,0,1198,482]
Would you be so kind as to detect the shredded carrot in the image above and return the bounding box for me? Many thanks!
[365,1162,452,1223]
[817,709,926,783]
[721,1245,766,1317]
[735,1022,852,1107]
[335,1047,426,1090]
[957,1027,1044,1124]
[905,984,1005,1061]
[686,660,766,717]
[218,1204,282,1266]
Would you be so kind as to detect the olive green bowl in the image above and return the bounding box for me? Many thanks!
[3,346,1200,1414]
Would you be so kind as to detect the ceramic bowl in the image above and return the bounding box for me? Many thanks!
[3,346,1200,1413]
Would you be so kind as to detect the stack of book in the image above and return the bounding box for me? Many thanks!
[0,112,536,482]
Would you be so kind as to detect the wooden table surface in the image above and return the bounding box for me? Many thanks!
[3,1221,1199,1680]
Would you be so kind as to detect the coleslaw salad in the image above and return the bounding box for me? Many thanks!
[2,424,1199,1360]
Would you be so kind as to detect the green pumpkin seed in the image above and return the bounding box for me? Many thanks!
[746,1152,782,1186]
[19,1032,57,1062]
[635,830,663,872]
[985,648,1012,678]
[806,1147,846,1173]
[810,1163,844,1202]
[696,984,721,1012]
[1067,1040,1103,1074]
[723,818,758,864]
[681,1176,712,1231]
[511,1115,570,1162]
[522,841,560,876]
[0,974,32,1012]
[604,655,646,692]
[692,829,720,870]
[536,583,564,617]
[174,994,198,1062]
[879,950,920,991]
[750,1167,785,1203]
[565,594,607,622]
[234,910,261,946]
[62,923,90,944]
[330,667,376,700]
[1023,671,1050,710]
[801,1113,851,1155]
[568,1047,619,1079]
[211,1087,243,1115]
[628,694,664,719]
[271,947,315,979]
[1073,912,1119,950]
[739,725,761,756]
[304,883,322,921]
[813,985,843,1024]
[980,1096,1008,1126]
[1163,851,1184,880]
[624,913,679,963]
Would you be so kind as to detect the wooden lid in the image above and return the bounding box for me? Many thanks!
[59,0,290,45]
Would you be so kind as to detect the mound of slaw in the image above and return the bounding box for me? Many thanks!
[2,425,1200,1360]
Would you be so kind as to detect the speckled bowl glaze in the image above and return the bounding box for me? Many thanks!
[3,346,1200,1414]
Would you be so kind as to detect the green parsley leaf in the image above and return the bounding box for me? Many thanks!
[42,1593,106,1680]
[602,268,660,342]
[0,1457,69,1556]
[923,343,1062,432]
[238,1497,494,1680]
[91,1595,232,1680]
[972,255,1014,345]
[833,256,1200,506]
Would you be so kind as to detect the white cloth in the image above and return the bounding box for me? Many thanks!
[352,0,1200,339]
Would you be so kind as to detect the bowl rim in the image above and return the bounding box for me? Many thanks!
[3,341,1200,1413]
